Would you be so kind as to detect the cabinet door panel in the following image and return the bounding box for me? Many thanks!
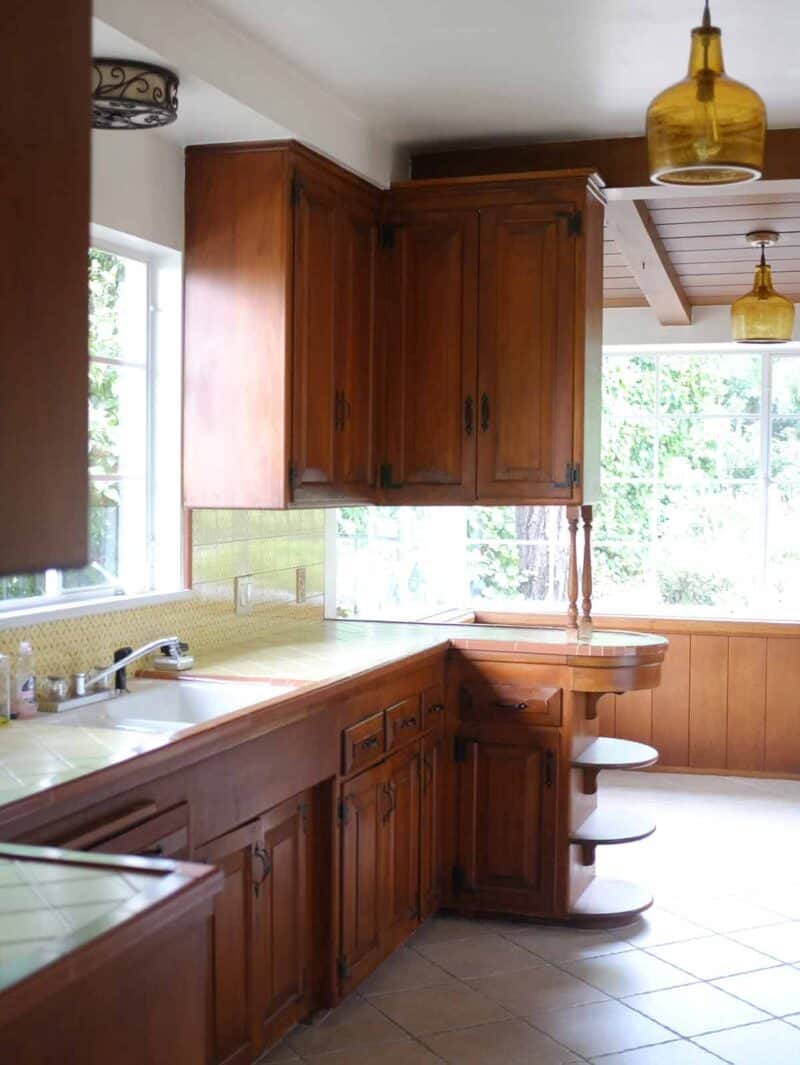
[383,212,478,501]
[477,204,577,501]
[383,744,421,950]
[420,730,446,919]
[292,170,338,495]
[457,731,557,914]
[256,794,309,1045]
[336,200,377,498]
[196,822,262,1065]
[339,763,386,990]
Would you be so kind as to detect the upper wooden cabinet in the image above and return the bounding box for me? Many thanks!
[381,170,604,505]
[184,142,380,509]
[1,1,90,574]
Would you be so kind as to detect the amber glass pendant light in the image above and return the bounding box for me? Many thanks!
[646,1,766,185]
[731,232,795,343]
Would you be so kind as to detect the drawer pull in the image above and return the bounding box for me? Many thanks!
[427,703,445,714]
[399,716,417,729]
[491,701,528,711]
[359,735,380,750]
[545,750,555,788]
[139,844,164,858]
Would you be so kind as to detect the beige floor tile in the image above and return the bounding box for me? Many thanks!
[565,950,695,997]
[255,1041,300,1062]
[468,962,609,1014]
[731,922,800,963]
[527,999,675,1058]
[286,998,410,1056]
[624,982,768,1037]
[414,933,543,979]
[694,1019,800,1064]
[589,1039,732,1063]
[502,924,634,963]
[647,935,777,980]
[662,896,784,934]
[422,1017,580,1064]
[409,916,497,946]
[301,1041,441,1063]
[713,965,800,1015]
[611,909,710,949]
[368,982,510,1037]
[360,947,458,995]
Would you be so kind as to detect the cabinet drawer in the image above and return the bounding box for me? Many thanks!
[385,695,422,751]
[422,684,446,733]
[459,683,562,727]
[89,803,190,860]
[343,711,386,775]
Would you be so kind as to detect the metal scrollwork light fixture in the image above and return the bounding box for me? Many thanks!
[92,58,179,130]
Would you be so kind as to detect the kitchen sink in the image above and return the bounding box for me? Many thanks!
[37,677,305,735]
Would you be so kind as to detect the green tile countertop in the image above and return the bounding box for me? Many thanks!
[0,619,666,812]
[0,844,220,1002]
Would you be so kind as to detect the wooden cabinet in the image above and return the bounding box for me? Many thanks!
[1,0,89,574]
[380,170,604,505]
[420,728,446,919]
[197,791,311,1065]
[381,211,479,501]
[455,728,558,916]
[383,744,421,950]
[184,142,379,509]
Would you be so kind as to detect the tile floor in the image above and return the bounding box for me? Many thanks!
[261,770,800,1064]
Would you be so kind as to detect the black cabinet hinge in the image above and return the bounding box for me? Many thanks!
[552,462,580,489]
[379,463,403,490]
[291,172,304,206]
[337,797,350,825]
[337,955,351,981]
[379,223,397,249]
[288,461,296,488]
[558,209,582,237]
[452,865,472,894]
[453,736,468,763]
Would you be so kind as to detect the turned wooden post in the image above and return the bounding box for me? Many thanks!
[566,506,579,637]
[580,504,593,640]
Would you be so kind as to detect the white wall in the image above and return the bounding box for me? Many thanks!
[604,304,800,347]
[91,131,184,250]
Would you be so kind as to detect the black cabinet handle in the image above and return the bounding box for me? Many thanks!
[359,735,379,750]
[464,396,473,436]
[545,750,555,788]
[491,701,528,711]
[139,844,164,858]
[334,390,344,431]
[253,844,272,895]
[399,716,417,729]
[480,393,490,432]
[427,703,445,714]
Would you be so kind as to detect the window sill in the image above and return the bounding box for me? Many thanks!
[0,590,193,631]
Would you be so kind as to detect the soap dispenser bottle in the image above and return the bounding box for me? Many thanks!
[13,641,37,718]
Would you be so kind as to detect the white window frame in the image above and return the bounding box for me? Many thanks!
[0,227,186,620]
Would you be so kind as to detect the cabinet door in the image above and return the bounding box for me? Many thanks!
[335,197,378,500]
[456,730,558,915]
[339,762,387,991]
[383,743,421,951]
[292,169,338,499]
[196,821,262,1065]
[477,203,578,501]
[420,730,446,920]
[255,793,310,1047]
[382,211,479,502]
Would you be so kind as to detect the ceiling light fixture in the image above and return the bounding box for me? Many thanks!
[92,58,179,130]
[646,1,765,185]
[731,232,795,343]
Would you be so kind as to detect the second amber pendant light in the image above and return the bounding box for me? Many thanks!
[646,1,766,185]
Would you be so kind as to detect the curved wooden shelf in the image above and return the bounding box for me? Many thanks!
[569,876,653,926]
[572,737,658,771]
[570,809,656,865]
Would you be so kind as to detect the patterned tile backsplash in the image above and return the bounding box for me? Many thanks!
[0,509,326,681]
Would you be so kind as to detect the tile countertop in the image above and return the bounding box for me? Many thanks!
[0,620,667,811]
[0,843,220,1004]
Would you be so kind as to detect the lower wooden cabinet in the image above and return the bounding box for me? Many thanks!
[420,728,446,919]
[383,744,421,951]
[455,729,558,916]
[197,790,311,1065]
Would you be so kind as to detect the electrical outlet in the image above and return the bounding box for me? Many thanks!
[295,566,307,604]
[234,574,254,615]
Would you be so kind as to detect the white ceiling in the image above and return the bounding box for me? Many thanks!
[198,0,800,148]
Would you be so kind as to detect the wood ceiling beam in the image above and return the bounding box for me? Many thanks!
[606,201,692,325]
[410,129,800,188]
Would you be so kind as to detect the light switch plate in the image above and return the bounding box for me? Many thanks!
[234,574,254,615]
[296,566,306,604]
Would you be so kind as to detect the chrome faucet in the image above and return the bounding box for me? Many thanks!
[73,637,182,697]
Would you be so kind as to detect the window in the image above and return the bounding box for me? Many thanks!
[329,344,800,623]
[0,234,182,610]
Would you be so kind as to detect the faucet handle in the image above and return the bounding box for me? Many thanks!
[73,672,87,697]
[113,647,133,692]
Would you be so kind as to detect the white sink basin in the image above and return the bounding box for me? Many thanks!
[38,678,304,735]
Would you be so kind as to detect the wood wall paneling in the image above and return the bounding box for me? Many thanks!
[614,689,653,747]
[689,636,729,769]
[651,634,691,768]
[726,637,767,772]
[765,639,800,774]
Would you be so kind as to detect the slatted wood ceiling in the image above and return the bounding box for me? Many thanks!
[604,192,800,309]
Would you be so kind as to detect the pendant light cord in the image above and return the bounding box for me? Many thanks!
[702,0,711,29]
[760,244,767,269]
